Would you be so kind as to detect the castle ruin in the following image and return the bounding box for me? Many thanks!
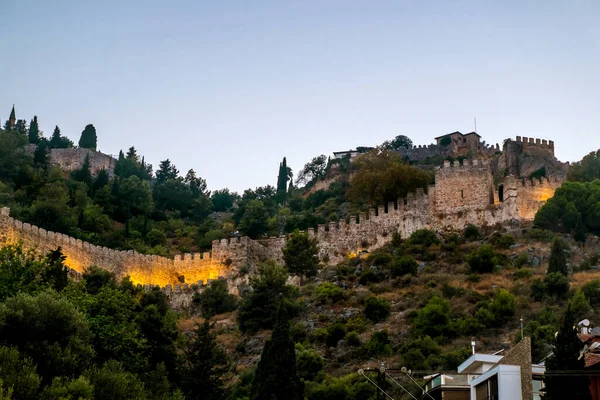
[0,143,564,293]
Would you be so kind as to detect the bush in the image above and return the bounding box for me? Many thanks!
[326,323,347,347]
[544,272,569,299]
[408,229,440,247]
[345,331,361,347]
[146,229,167,247]
[489,290,516,323]
[463,224,480,241]
[296,347,324,381]
[582,280,600,307]
[390,256,418,277]
[531,279,548,301]
[363,297,391,323]
[363,331,392,357]
[467,245,498,273]
[314,282,345,304]
[496,234,516,248]
[466,273,481,283]
[367,251,393,268]
[413,296,454,340]
[312,328,328,343]
[346,316,368,333]
[194,279,237,318]
[514,253,530,268]
[514,268,533,280]
[391,232,403,247]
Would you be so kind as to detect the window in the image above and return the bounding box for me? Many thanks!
[475,375,498,400]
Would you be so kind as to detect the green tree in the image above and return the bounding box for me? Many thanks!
[49,126,73,149]
[0,346,41,400]
[567,149,600,182]
[180,321,228,400]
[118,175,153,235]
[381,134,413,150]
[78,124,97,150]
[0,128,32,184]
[155,159,179,184]
[211,189,238,212]
[88,360,146,400]
[548,238,568,276]
[276,157,292,204]
[543,306,592,400]
[467,244,498,273]
[0,291,94,382]
[28,116,42,144]
[238,199,269,239]
[413,296,454,340]
[238,261,300,333]
[296,155,328,186]
[282,230,320,282]
[250,306,304,400]
[195,279,238,318]
[71,155,92,186]
[346,150,432,207]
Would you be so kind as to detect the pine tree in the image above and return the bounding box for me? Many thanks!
[548,238,568,276]
[155,159,179,183]
[15,120,28,137]
[78,124,97,150]
[71,155,92,186]
[49,126,72,148]
[28,116,41,144]
[180,321,228,400]
[250,304,304,400]
[282,230,320,282]
[543,306,592,400]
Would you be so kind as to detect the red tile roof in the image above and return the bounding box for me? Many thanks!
[585,353,600,368]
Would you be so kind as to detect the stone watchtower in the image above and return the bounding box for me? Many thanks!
[8,105,16,130]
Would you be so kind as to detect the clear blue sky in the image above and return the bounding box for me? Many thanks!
[1,0,599,192]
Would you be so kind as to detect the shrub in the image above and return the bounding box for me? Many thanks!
[345,331,361,347]
[346,316,368,333]
[544,272,569,299]
[463,224,480,241]
[312,328,328,343]
[514,268,533,280]
[314,282,345,304]
[514,253,530,268]
[391,232,403,247]
[524,229,556,242]
[194,279,237,318]
[413,296,454,340]
[296,348,325,381]
[146,229,167,246]
[442,283,465,298]
[367,251,393,268]
[581,280,600,307]
[358,269,384,285]
[497,234,516,248]
[390,256,418,277]
[467,245,498,273]
[408,229,440,247]
[531,279,548,301]
[466,273,481,283]
[363,297,391,323]
[489,290,516,323]
[326,323,347,347]
[363,331,392,357]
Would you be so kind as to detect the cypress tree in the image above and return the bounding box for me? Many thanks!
[543,305,592,400]
[250,304,304,400]
[28,116,41,144]
[548,238,568,276]
[181,321,228,400]
[78,124,97,150]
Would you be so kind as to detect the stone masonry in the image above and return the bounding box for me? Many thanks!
[0,156,564,292]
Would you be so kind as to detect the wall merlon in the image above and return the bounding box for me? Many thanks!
[444,160,451,168]
[359,212,366,223]
[349,216,357,225]
[317,224,326,233]
[378,205,385,216]
[387,202,395,213]
[329,221,337,231]
[369,208,376,219]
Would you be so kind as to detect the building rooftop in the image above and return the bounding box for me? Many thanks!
[457,353,504,374]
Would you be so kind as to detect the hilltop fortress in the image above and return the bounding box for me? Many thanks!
[0,134,566,294]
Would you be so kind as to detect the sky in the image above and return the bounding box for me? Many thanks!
[1,0,599,193]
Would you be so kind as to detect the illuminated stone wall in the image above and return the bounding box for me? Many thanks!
[0,159,564,290]
[49,148,117,176]
[0,207,231,288]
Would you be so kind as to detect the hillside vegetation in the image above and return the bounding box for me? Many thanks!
[3,115,600,399]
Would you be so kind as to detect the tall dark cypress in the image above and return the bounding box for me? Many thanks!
[543,306,592,400]
[548,238,568,276]
[276,157,289,204]
[250,304,304,400]
[28,116,41,144]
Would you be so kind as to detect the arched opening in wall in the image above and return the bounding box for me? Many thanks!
[498,185,504,202]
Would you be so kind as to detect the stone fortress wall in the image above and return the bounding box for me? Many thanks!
[49,148,117,176]
[0,137,565,292]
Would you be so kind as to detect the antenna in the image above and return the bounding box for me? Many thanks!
[474,117,477,133]
[471,341,476,354]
